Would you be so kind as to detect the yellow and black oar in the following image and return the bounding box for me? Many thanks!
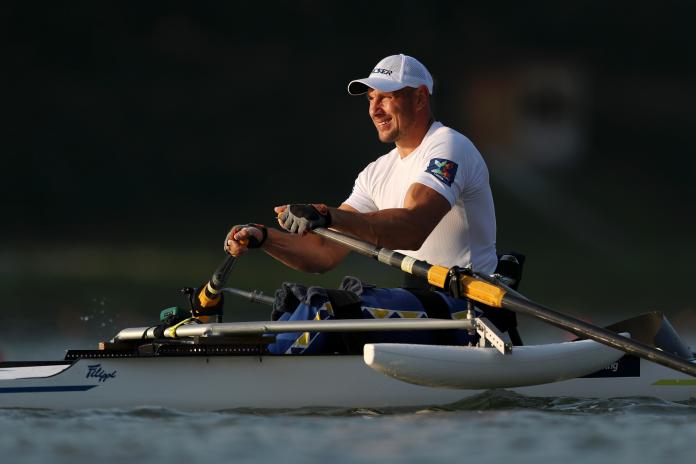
[312,227,696,377]
[187,239,248,322]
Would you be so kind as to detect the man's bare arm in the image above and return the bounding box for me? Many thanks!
[227,184,448,272]
[260,225,350,273]
[263,203,370,273]
[225,205,360,273]
[329,183,450,250]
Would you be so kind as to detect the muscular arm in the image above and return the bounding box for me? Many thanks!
[254,183,449,272]
[330,182,451,250]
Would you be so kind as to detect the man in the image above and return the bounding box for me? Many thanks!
[224,54,497,285]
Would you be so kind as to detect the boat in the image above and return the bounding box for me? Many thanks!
[1,228,694,410]
[0,309,693,410]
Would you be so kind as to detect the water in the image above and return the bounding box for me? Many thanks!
[1,391,694,464]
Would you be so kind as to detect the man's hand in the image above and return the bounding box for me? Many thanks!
[275,204,332,235]
[223,224,267,256]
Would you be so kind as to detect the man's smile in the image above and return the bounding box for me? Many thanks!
[375,118,392,130]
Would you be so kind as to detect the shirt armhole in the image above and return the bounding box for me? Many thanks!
[411,175,457,206]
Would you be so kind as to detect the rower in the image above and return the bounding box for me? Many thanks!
[225,55,502,340]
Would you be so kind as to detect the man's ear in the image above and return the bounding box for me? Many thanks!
[416,86,429,110]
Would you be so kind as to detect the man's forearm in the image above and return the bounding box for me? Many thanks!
[329,184,451,250]
[261,228,350,273]
[329,207,431,250]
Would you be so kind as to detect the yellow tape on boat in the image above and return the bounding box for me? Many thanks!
[166,318,195,338]
[652,379,696,386]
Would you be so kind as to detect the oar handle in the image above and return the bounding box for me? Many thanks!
[210,255,237,293]
[208,239,249,294]
[195,239,249,314]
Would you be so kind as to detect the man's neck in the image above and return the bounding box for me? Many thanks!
[395,117,435,158]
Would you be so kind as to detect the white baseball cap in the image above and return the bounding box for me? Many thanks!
[347,54,434,96]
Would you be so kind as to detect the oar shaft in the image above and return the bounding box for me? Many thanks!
[313,227,696,378]
[195,255,238,312]
[314,228,446,285]
[502,294,696,377]
[315,228,503,304]
[314,228,380,259]
[222,287,275,306]
[210,255,237,292]
[195,249,245,319]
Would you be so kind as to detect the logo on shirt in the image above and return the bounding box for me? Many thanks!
[425,158,458,187]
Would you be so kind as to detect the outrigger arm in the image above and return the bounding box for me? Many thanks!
[311,227,696,377]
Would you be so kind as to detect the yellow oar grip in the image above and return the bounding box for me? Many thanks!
[198,284,222,307]
[427,265,506,307]
[458,275,506,308]
[427,265,449,288]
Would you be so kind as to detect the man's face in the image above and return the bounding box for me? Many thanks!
[367,87,418,143]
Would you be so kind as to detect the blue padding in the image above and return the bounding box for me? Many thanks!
[267,285,478,354]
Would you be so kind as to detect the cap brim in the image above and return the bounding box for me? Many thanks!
[347,78,407,95]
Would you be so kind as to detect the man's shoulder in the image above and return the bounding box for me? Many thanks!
[423,123,480,161]
[429,123,474,148]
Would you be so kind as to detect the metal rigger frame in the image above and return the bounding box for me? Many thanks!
[447,266,512,355]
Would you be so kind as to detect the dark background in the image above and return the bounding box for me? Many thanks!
[2,1,695,355]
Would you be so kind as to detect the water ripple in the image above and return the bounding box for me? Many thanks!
[2,391,696,464]
[2,389,694,419]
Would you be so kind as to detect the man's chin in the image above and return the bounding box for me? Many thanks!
[376,130,398,143]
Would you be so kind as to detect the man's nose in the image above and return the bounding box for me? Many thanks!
[370,99,383,117]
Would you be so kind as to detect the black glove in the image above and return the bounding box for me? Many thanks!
[224,223,267,254]
[279,204,332,235]
[241,223,268,248]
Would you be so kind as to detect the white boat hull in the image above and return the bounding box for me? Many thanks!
[0,356,469,410]
[363,338,627,389]
[1,353,694,410]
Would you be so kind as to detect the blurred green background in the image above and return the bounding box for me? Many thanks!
[2,1,695,357]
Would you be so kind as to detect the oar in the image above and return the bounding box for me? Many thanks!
[191,239,248,320]
[312,227,696,377]
[222,287,275,306]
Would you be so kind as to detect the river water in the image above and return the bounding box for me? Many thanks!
[1,390,694,464]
